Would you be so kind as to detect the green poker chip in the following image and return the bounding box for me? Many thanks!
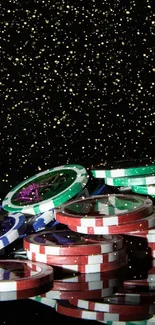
[132,184,155,196]
[104,174,155,187]
[91,158,155,178]
[2,164,89,215]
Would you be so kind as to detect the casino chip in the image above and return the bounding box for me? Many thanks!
[132,184,155,196]
[55,300,152,321]
[91,158,155,178]
[26,247,126,265]
[2,164,89,215]
[50,256,128,273]
[0,283,53,301]
[53,276,120,291]
[105,174,155,187]
[0,210,26,249]
[55,194,153,227]
[68,209,155,235]
[0,259,53,291]
[42,285,119,300]
[23,229,124,255]
[70,296,155,314]
[19,209,55,239]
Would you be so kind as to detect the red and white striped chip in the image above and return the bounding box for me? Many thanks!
[55,300,152,322]
[70,297,155,314]
[26,248,127,265]
[23,230,124,255]
[52,256,128,273]
[68,212,155,235]
[56,195,153,227]
[0,259,53,291]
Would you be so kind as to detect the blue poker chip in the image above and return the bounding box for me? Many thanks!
[0,211,26,249]
[19,209,55,238]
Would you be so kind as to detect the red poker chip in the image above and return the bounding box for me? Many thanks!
[0,282,53,301]
[55,269,126,283]
[0,259,53,292]
[23,229,124,256]
[53,256,128,274]
[56,194,153,227]
[68,212,155,235]
[70,296,155,314]
[55,300,152,321]
[41,285,118,300]
[26,247,127,265]
[53,277,119,291]
[106,292,155,304]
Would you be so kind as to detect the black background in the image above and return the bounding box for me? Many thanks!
[0,0,155,323]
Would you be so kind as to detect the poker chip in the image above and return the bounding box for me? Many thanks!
[59,270,124,283]
[68,211,155,235]
[25,208,55,232]
[2,164,89,215]
[52,256,128,273]
[26,247,126,265]
[0,259,53,291]
[0,282,53,301]
[42,286,119,300]
[105,174,155,187]
[55,300,152,321]
[23,229,124,255]
[91,158,155,178]
[132,185,155,196]
[53,277,119,291]
[19,209,55,239]
[70,297,155,314]
[109,293,155,305]
[55,194,153,227]
[0,211,26,249]
[30,296,57,308]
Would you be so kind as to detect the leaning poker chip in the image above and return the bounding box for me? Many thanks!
[23,229,124,255]
[70,297,155,315]
[55,300,151,322]
[30,296,57,308]
[55,194,153,227]
[53,256,128,273]
[2,164,89,215]
[132,185,155,196]
[42,286,119,300]
[0,211,26,250]
[91,158,155,178]
[26,247,127,265]
[105,175,155,187]
[68,211,155,235]
[0,259,53,291]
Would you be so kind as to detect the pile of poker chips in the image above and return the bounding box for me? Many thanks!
[2,160,155,323]
[91,158,155,189]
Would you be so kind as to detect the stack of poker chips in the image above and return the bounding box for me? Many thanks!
[23,229,128,273]
[91,158,155,192]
